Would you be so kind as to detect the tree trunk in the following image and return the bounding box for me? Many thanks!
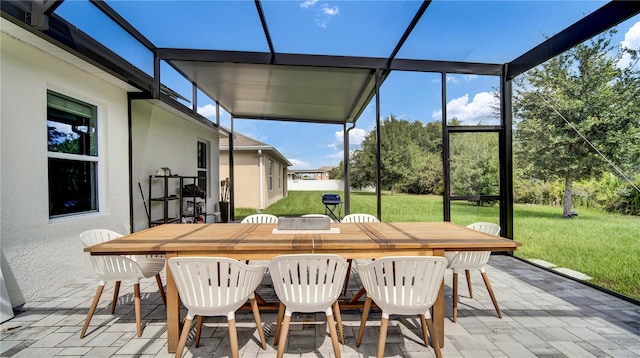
[563,175,573,218]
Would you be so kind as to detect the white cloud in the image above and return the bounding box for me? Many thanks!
[289,158,311,169]
[325,128,367,162]
[197,104,217,118]
[331,128,367,148]
[300,0,318,8]
[302,2,338,28]
[326,150,344,159]
[323,5,339,16]
[618,21,640,69]
[431,92,499,124]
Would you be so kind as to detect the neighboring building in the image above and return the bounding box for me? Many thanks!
[289,166,336,180]
[1,18,221,307]
[220,131,291,210]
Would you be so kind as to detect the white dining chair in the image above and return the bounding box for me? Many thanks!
[269,254,348,358]
[168,257,267,358]
[240,213,279,224]
[445,222,502,322]
[79,229,166,338]
[341,213,379,223]
[356,256,447,358]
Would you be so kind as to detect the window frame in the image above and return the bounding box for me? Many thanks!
[197,140,210,197]
[47,90,99,218]
[268,159,274,191]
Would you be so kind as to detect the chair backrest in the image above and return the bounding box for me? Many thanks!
[356,256,447,316]
[168,257,265,316]
[447,251,492,271]
[241,214,279,224]
[269,254,348,313]
[79,229,123,247]
[341,213,379,223]
[466,222,500,236]
[446,223,501,270]
[79,229,144,280]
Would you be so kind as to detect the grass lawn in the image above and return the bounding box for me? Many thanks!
[236,190,640,301]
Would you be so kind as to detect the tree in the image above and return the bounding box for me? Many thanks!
[350,115,430,194]
[514,30,640,218]
[450,132,500,200]
[328,162,343,180]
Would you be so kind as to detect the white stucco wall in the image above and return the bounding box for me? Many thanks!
[130,101,220,232]
[1,31,131,306]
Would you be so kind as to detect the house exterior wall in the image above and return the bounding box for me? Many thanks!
[220,151,261,209]
[0,31,130,306]
[131,101,220,231]
[263,152,288,208]
[0,26,221,307]
[219,150,288,210]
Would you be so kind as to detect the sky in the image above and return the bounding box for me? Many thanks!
[55,0,640,170]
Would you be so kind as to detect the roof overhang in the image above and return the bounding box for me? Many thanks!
[159,49,387,124]
[173,61,374,124]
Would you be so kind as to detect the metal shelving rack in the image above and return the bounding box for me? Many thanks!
[148,175,181,227]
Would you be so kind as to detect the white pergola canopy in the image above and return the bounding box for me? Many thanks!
[173,61,375,124]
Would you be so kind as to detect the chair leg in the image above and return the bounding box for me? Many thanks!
[465,269,473,298]
[452,272,459,323]
[356,296,372,347]
[481,271,502,319]
[332,301,345,345]
[111,281,121,314]
[250,296,267,349]
[424,315,443,358]
[133,283,142,337]
[195,316,204,348]
[276,312,292,358]
[273,302,285,346]
[341,259,352,296]
[419,314,429,347]
[155,274,167,306]
[377,316,389,358]
[80,284,105,339]
[175,317,192,358]
[326,311,342,358]
[228,317,240,358]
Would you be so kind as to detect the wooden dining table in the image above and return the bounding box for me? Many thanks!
[85,221,520,353]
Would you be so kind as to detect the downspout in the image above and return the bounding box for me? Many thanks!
[344,121,356,215]
[258,149,264,211]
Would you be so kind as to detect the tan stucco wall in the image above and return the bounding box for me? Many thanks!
[220,151,260,209]
[220,150,288,210]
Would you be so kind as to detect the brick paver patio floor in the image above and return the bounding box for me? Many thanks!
[1,255,639,357]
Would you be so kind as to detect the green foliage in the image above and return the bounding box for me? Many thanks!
[256,191,640,300]
[328,163,343,180]
[514,30,640,217]
[349,115,444,195]
[450,132,499,196]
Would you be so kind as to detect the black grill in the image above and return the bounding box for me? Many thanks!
[322,193,342,204]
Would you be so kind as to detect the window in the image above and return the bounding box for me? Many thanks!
[268,159,273,190]
[197,141,208,195]
[47,91,98,217]
[278,164,282,189]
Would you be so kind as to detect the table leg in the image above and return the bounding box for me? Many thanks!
[166,252,179,353]
[433,249,445,348]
